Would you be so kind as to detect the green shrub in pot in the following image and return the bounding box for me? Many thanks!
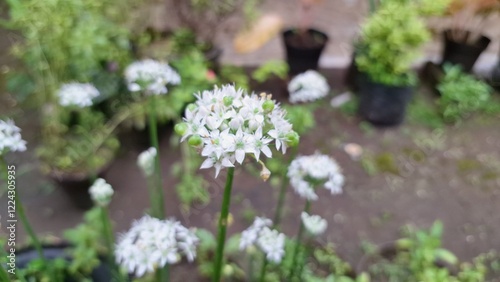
[353,0,451,126]
[355,0,451,87]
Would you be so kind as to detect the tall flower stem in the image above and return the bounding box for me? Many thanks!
[212,167,235,282]
[100,207,124,282]
[0,263,10,282]
[1,157,50,281]
[147,97,165,219]
[147,97,168,282]
[369,0,376,14]
[289,200,311,280]
[273,146,299,228]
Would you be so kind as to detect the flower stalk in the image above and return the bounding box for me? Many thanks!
[212,167,235,282]
[147,97,165,219]
[289,200,311,280]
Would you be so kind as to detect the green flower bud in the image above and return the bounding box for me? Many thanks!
[223,96,234,107]
[262,100,275,113]
[174,123,188,136]
[188,135,202,147]
[186,103,197,112]
[223,264,234,277]
[285,131,300,147]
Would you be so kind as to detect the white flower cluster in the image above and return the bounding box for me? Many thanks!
[177,84,298,177]
[115,215,198,277]
[0,119,27,154]
[57,83,100,108]
[137,147,157,176]
[288,70,330,103]
[125,59,181,95]
[287,153,344,201]
[89,178,114,207]
[240,217,285,263]
[301,212,327,236]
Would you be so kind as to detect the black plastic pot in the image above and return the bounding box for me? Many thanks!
[282,29,329,76]
[357,73,413,126]
[15,244,114,281]
[492,63,500,90]
[441,29,491,73]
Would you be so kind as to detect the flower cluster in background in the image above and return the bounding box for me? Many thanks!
[288,153,344,201]
[115,215,198,277]
[57,83,100,108]
[288,70,330,104]
[301,212,327,236]
[125,59,181,95]
[240,217,285,263]
[137,147,157,176]
[0,119,27,154]
[176,84,299,177]
[89,178,114,207]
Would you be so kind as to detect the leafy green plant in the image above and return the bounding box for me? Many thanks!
[37,108,120,175]
[355,0,450,86]
[3,0,137,104]
[437,64,492,123]
[252,60,289,83]
[366,221,487,282]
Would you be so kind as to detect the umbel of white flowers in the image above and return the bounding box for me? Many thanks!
[301,212,327,236]
[287,153,344,201]
[89,178,114,207]
[137,147,157,176]
[124,59,181,95]
[175,84,299,177]
[0,119,27,155]
[288,70,330,104]
[115,215,198,277]
[240,217,286,263]
[57,83,100,108]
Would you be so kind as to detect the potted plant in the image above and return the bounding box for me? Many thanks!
[282,0,329,76]
[440,0,499,72]
[354,0,450,126]
[37,83,120,209]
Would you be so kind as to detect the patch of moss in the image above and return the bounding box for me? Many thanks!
[482,171,499,181]
[362,152,400,176]
[401,148,427,163]
[375,152,400,175]
[457,159,481,172]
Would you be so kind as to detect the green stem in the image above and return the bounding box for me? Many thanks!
[272,146,298,229]
[147,97,168,282]
[288,200,311,280]
[147,97,165,219]
[212,167,235,282]
[368,0,376,14]
[1,157,48,279]
[100,207,124,282]
[258,258,268,282]
[0,263,10,282]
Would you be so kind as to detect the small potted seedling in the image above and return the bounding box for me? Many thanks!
[282,0,329,76]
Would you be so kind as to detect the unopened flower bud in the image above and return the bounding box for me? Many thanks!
[259,161,271,182]
[285,131,300,147]
[186,103,197,112]
[223,96,234,107]
[174,123,188,136]
[188,135,202,147]
[262,100,275,113]
[223,264,234,277]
